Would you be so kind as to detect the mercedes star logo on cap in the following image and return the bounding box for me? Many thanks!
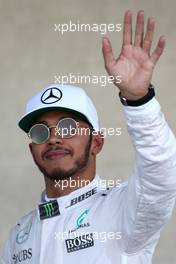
[41,87,62,104]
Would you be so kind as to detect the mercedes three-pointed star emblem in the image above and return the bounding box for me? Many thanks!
[41,87,62,104]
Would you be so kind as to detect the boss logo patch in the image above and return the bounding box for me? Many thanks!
[65,233,94,253]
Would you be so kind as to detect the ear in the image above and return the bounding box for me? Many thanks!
[91,132,104,155]
[29,143,33,155]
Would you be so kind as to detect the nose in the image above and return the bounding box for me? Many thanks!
[47,126,63,145]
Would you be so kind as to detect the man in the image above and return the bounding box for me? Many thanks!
[1,10,176,264]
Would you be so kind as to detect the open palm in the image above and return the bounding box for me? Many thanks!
[102,10,165,100]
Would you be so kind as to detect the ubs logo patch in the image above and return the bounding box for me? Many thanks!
[65,233,94,253]
[12,248,32,264]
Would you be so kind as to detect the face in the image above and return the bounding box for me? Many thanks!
[29,111,103,182]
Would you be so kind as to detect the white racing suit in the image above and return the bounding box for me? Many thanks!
[1,98,176,264]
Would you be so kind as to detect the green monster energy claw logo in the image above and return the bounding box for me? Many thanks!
[39,200,60,220]
[43,202,55,217]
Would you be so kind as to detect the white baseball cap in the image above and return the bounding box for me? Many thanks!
[18,84,99,133]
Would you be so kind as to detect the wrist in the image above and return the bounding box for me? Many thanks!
[119,84,155,107]
[120,90,149,101]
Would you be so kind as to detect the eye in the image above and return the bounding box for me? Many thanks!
[28,123,49,144]
[57,118,78,138]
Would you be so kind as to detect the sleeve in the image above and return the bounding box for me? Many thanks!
[1,223,17,264]
[1,236,11,264]
[0,256,6,264]
[119,97,176,254]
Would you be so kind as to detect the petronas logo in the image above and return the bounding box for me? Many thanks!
[76,209,89,227]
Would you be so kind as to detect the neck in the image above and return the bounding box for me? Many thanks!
[44,166,96,198]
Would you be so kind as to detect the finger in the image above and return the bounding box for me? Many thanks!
[134,10,144,47]
[102,37,116,67]
[122,10,132,46]
[151,36,166,65]
[143,17,155,54]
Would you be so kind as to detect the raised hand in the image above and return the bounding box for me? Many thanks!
[102,10,165,100]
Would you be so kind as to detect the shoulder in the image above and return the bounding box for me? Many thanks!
[6,209,37,241]
[97,177,128,201]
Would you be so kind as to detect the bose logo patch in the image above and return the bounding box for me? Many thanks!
[66,188,97,208]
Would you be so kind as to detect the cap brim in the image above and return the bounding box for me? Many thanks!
[18,107,92,133]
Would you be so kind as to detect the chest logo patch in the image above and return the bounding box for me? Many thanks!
[16,222,32,245]
[65,233,94,253]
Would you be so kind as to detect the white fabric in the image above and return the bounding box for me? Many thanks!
[2,98,176,264]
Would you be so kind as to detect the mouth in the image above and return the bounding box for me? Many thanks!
[43,148,71,160]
